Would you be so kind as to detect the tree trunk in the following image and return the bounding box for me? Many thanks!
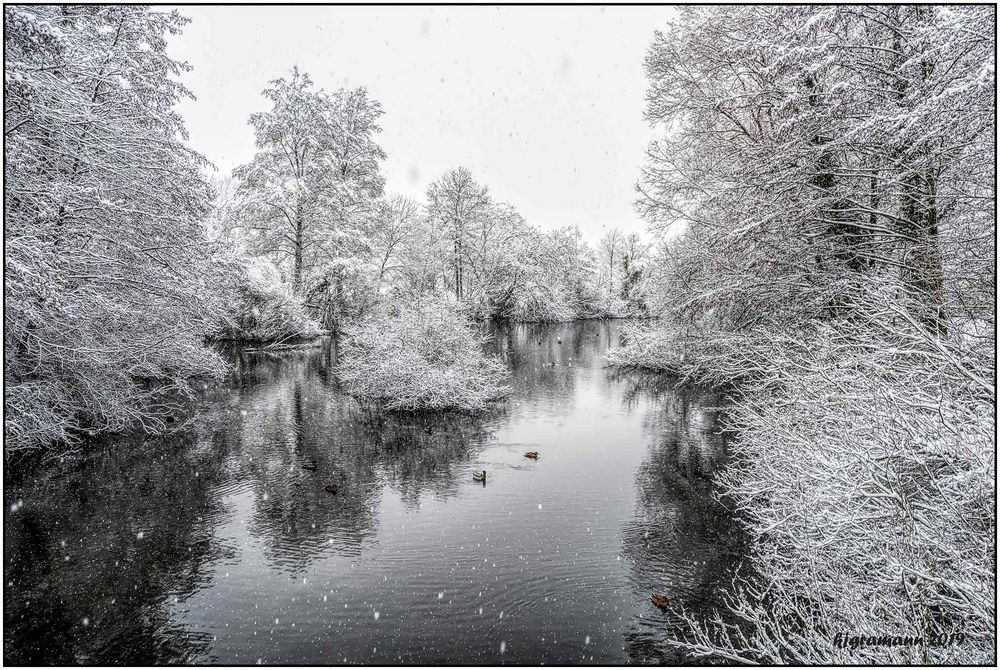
[900,171,946,335]
[454,237,463,299]
[294,201,304,293]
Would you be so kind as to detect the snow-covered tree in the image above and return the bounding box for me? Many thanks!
[4,5,226,452]
[597,227,625,298]
[594,227,649,316]
[365,194,422,290]
[231,68,386,292]
[539,226,602,316]
[618,5,995,664]
[422,166,626,321]
[425,166,491,300]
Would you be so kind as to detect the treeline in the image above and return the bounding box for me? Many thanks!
[208,67,651,335]
[611,5,995,664]
[3,6,648,453]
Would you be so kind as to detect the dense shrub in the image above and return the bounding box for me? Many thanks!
[338,295,509,412]
[210,257,322,343]
[682,324,991,663]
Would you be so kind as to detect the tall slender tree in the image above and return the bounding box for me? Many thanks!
[232,68,386,292]
[425,167,491,299]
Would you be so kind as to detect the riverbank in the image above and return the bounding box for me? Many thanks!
[609,321,995,664]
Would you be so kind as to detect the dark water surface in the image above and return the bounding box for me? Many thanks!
[4,320,741,665]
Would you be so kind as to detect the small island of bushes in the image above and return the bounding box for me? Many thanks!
[338,296,510,413]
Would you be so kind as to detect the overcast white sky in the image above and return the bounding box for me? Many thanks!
[165,5,677,243]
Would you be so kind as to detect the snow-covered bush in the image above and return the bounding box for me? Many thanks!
[666,313,995,664]
[338,295,510,412]
[303,257,379,333]
[607,320,685,371]
[505,281,576,323]
[211,257,322,343]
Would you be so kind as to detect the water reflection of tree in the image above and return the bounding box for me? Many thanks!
[613,370,744,664]
[3,430,237,664]
[484,319,615,417]
[215,342,496,574]
[4,338,497,662]
[362,412,495,508]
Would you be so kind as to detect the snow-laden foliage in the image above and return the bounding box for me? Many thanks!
[423,167,636,321]
[667,303,995,664]
[228,68,386,297]
[338,295,510,412]
[302,257,379,333]
[209,256,322,343]
[615,4,996,664]
[4,6,227,453]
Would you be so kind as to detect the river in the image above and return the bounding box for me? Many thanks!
[4,320,741,664]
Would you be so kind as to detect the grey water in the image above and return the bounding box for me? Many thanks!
[4,320,741,665]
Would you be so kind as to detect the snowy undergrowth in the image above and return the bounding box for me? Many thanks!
[607,320,765,382]
[607,320,685,372]
[614,317,995,664]
[505,282,577,323]
[338,296,510,412]
[211,257,323,343]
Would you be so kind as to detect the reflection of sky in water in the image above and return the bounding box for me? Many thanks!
[4,321,742,664]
